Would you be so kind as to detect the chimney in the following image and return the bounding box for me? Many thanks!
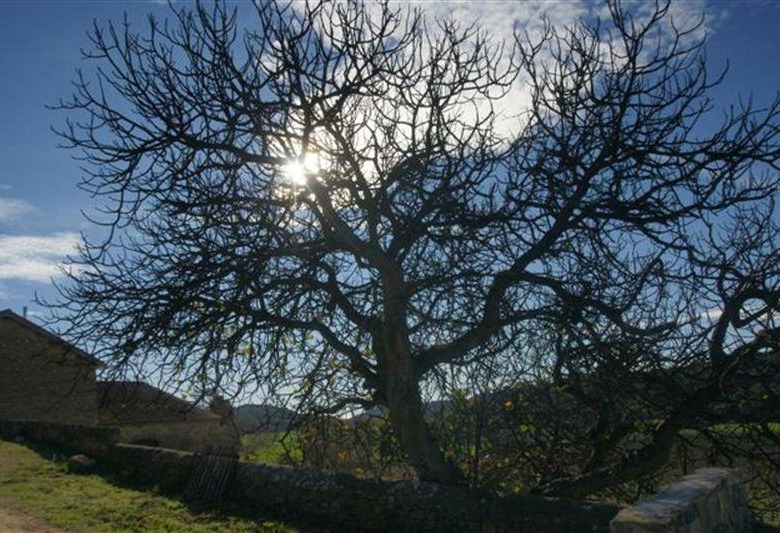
[22,306,27,319]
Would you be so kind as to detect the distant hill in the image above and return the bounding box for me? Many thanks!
[234,404,297,434]
[236,400,454,432]
[346,400,453,424]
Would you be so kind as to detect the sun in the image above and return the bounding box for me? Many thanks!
[283,152,320,186]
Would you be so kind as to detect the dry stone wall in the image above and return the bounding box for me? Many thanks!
[0,418,621,531]
[2,418,756,532]
[231,461,620,532]
[0,418,119,455]
[106,441,621,532]
[610,468,752,532]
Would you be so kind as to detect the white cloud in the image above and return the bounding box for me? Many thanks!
[412,1,589,135]
[0,197,37,223]
[699,307,724,322]
[370,1,716,138]
[0,233,80,282]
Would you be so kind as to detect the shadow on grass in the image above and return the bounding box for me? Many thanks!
[10,437,326,532]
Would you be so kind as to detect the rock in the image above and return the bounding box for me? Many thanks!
[67,454,96,474]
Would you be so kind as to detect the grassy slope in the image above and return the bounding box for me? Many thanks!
[0,438,294,532]
[240,431,302,464]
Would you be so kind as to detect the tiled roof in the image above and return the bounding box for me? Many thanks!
[97,380,218,423]
[0,309,103,367]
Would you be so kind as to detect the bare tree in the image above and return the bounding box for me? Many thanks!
[51,0,780,490]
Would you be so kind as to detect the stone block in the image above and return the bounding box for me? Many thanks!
[67,454,96,474]
[610,468,752,533]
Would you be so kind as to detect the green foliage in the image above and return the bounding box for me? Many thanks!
[240,431,303,465]
[283,416,410,479]
[241,410,780,528]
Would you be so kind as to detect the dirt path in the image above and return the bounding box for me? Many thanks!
[0,498,65,533]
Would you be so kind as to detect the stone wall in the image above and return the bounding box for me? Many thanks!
[105,443,195,491]
[231,462,621,532]
[610,468,752,532]
[6,418,755,532]
[0,318,99,425]
[0,418,119,456]
[0,417,620,531]
[65,437,623,531]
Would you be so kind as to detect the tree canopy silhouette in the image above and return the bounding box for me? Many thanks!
[52,0,780,492]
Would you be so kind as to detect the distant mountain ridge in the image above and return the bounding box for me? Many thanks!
[236,399,457,432]
[234,404,297,433]
[345,400,452,424]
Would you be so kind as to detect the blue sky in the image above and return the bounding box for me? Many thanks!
[0,0,779,321]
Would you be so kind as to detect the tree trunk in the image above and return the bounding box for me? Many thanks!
[381,284,464,484]
[385,358,464,483]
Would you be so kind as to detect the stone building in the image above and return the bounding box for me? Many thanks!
[97,380,239,451]
[0,309,238,451]
[0,309,101,425]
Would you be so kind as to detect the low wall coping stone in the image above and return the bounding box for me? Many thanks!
[610,468,751,532]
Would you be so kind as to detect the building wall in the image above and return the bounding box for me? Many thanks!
[0,319,99,425]
[115,418,240,452]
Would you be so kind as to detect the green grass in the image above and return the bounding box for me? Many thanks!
[0,438,295,532]
[240,431,302,465]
